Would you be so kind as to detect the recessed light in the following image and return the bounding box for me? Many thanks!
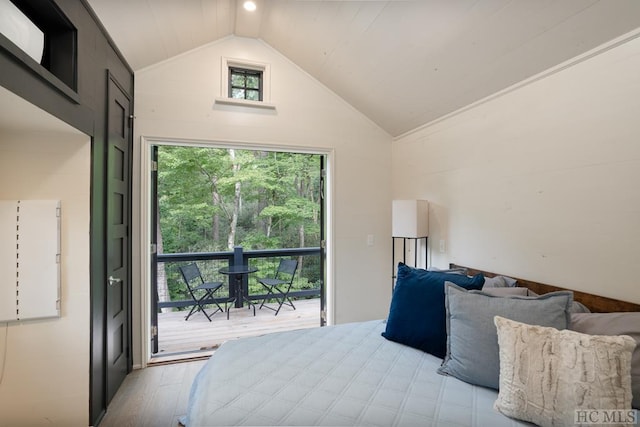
[243,1,257,12]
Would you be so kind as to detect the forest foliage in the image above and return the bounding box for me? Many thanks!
[157,146,322,304]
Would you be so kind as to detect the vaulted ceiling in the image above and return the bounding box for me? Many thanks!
[86,0,640,137]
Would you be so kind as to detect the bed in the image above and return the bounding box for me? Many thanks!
[182,264,640,427]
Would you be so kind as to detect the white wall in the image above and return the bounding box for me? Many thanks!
[0,131,91,426]
[133,36,393,364]
[393,34,640,304]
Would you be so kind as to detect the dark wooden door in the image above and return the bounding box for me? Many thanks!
[106,74,132,403]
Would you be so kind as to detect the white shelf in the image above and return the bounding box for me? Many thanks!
[214,97,276,110]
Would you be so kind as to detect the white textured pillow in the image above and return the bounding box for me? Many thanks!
[570,312,640,409]
[494,316,635,427]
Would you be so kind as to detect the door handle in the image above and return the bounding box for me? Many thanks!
[108,276,122,286]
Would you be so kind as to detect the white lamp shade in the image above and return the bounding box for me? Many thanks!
[392,200,429,237]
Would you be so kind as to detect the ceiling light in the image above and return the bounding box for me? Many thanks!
[243,1,257,12]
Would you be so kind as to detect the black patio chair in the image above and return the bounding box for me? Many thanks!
[258,259,298,315]
[178,263,225,321]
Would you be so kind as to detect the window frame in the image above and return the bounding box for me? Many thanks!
[216,57,274,110]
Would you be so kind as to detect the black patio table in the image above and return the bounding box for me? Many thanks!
[219,265,258,319]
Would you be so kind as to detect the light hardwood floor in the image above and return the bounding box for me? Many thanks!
[100,299,321,426]
[99,359,206,427]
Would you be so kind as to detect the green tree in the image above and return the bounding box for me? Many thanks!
[156,146,321,303]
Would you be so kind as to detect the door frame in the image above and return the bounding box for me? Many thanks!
[136,136,335,367]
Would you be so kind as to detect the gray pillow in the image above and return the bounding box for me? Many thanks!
[569,300,591,313]
[427,266,468,275]
[480,287,528,297]
[527,289,590,313]
[482,275,517,288]
[570,312,640,409]
[438,283,573,390]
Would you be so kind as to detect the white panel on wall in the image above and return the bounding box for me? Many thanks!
[17,200,61,319]
[0,201,16,321]
[0,200,61,322]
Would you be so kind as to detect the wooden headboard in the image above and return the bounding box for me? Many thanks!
[450,264,640,313]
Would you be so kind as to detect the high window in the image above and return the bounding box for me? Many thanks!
[216,58,273,109]
[229,67,262,101]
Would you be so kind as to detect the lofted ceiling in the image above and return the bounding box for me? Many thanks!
[86,0,640,137]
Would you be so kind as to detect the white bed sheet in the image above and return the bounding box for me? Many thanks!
[183,320,532,426]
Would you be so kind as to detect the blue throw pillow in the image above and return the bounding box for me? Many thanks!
[382,263,484,358]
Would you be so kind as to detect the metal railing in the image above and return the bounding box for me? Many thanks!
[156,246,321,311]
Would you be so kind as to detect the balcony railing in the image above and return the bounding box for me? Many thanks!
[156,246,322,311]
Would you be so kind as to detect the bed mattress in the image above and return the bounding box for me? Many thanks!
[183,320,531,426]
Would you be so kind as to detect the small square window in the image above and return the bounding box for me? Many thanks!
[229,67,263,101]
[217,58,273,109]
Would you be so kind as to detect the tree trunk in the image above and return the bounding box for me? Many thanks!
[255,151,269,238]
[227,149,241,250]
[266,216,272,238]
[298,223,305,272]
[298,223,305,247]
[212,176,220,243]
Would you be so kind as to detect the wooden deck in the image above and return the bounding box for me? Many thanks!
[155,298,321,358]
